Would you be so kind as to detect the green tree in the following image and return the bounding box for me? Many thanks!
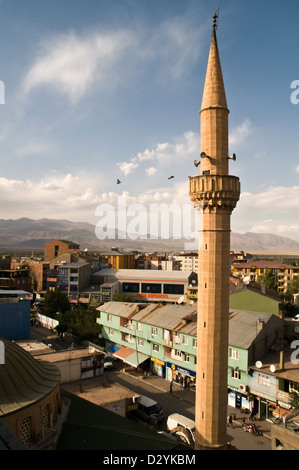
[114,294,134,302]
[289,389,299,410]
[40,289,70,318]
[55,307,101,343]
[263,268,277,290]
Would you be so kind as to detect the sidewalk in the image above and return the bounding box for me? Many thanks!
[121,367,273,440]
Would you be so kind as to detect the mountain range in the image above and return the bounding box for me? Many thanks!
[0,217,299,255]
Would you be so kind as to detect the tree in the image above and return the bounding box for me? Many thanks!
[40,289,70,318]
[289,389,299,410]
[263,268,277,290]
[114,294,134,302]
[55,307,101,343]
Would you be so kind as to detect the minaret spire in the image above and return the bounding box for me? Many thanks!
[200,10,229,176]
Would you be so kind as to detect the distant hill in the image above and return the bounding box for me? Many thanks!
[0,217,299,254]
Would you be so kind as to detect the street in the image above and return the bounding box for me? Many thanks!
[107,369,272,451]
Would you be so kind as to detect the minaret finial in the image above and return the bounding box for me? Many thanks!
[212,9,219,32]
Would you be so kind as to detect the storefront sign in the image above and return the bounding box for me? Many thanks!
[168,362,195,378]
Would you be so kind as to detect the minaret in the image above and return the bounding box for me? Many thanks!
[189,13,240,450]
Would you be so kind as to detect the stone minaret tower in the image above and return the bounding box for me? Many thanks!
[189,13,240,450]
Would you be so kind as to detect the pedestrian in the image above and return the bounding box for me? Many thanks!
[227,414,233,427]
[179,376,183,388]
[169,380,173,393]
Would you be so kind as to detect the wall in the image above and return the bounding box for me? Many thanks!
[0,301,31,340]
[229,289,279,315]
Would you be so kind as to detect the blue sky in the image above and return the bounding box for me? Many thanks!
[0,0,299,242]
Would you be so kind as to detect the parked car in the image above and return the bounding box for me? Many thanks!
[135,395,164,427]
[166,413,195,446]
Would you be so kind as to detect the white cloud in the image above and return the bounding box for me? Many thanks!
[146,167,157,176]
[22,29,136,104]
[117,161,139,177]
[232,185,299,241]
[21,16,203,105]
[119,130,200,175]
[229,118,253,147]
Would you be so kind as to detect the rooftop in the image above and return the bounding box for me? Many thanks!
[94,268,194,281]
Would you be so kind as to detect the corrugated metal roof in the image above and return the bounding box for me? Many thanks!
[99,301,197,329]
[228,310,273,349]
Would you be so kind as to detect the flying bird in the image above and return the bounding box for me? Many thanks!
[168,176,174,180]
[116,179,121,184]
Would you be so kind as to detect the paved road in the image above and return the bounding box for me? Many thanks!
[107,369,272,451]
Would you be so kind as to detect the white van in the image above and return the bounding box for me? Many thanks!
[135,395,165,426]
[166,413,195,438]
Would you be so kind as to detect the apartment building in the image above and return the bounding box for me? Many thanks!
[44,240,80,262]
[100,249,135,270]
[46,262,91,304]
[96,301,298,419]
[231,261,299,294]
[174,252,199,273]
[97,302,197,385]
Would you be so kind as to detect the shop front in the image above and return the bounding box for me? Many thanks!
[150,358,166,378]
[228,388,253,412]
[166,362,196,389]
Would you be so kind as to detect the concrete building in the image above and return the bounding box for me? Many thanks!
[92,268,197,304]
[231,260,299,294]
[44,239,80,262]
[189,14,240,449]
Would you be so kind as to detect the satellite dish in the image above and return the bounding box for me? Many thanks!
[294,326,299,333]
[255,361,262,369]
[270,364,276,373]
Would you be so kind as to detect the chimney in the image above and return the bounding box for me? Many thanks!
[257,319,265,329]
[279,350,284,371]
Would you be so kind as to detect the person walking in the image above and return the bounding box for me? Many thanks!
[169,380,173,393]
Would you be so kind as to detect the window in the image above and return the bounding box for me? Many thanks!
[107,314,112,322]
[185,354,190,363]
[232,368,241,380]
[163,284,184,295]
[137,322,142,332]
[258,373,270,386]
[183,335,188,345]
[174,349,182,358]
[20,416,33,445]
[122,282,139,293]
[193,338,197,348]
[151,326,158,336]
[141,283,161,294]
[229,348,239,360]
[138,338,144,347]
[109,328,114,336]
[173,334,180,345]
[153,343,159,352]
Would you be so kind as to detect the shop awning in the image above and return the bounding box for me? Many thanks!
[112,346,149,368]
[124,351,150,368]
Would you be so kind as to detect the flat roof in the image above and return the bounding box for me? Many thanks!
[93,268,194,281]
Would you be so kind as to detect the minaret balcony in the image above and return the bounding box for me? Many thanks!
[189,174,240,211]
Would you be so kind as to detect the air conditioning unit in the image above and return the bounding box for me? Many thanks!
[132,394,140,403]
[239,384,248,392]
